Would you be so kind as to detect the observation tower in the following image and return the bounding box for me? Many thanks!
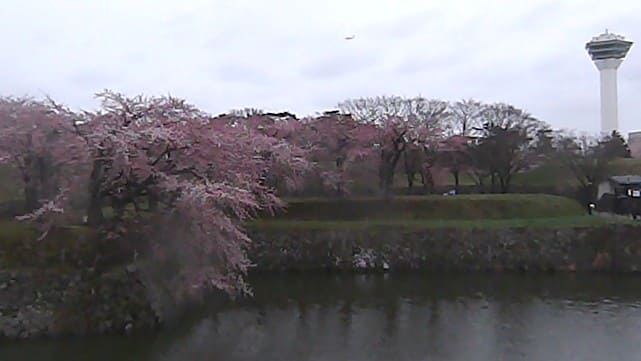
[585,30,633,133]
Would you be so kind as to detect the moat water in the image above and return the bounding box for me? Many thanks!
[2,273,641,361]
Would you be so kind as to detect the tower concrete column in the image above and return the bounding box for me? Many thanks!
[595,58,622,134]
[585,30,632,134]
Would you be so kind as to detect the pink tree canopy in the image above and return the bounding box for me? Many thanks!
[0,96,86,216]
[10,91,309,297]
[338,96,448,194]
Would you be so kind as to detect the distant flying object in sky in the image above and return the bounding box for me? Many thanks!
[344,35,355,40]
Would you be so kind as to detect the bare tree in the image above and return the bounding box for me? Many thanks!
[555,132,613,206]
[228,107,264,117]
[447,99,484,136]
[478,102,542,137]
[338,96,448,130]
[466,103,544,193]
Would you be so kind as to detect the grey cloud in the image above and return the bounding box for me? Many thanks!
[1,0,641,135]
[500,1,561,29]
[67,69,122,88]
[620,68,641,94]
[368,7,446,40]
[393,47,474,76]
[300,51,380,79]
[216,63,275,85]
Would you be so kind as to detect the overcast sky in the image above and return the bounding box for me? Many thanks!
[1,0,640,134]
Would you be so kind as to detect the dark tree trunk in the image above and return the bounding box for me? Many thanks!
[87,197,103,226]
[22,155,61,212]
[148,192,159,212]
[382,167,395,197]
[379,152,395,196]
[24,182,39,212]
[499,181,508,193]
[378,163,386,193]
[498,174,508,193]
[453,170,460,193]
[22,156,40,212]
[422,169,434,194]
[36,156,55,200]
[387,152,403,196]
[111,196,126,222]
[490,173,497,193]
[472,173,486,194]
[86,159,104,226]
[406,171,415,192]
[404,148,419,192]
[499,173,513,194]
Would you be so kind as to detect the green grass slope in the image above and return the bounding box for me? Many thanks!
[0,220,99,269]
[274,194,585,221]
[512,158,641,187]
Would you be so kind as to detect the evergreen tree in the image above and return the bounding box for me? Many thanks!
[600,130,631,159]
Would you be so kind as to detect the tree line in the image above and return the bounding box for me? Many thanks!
[0,92,632,296]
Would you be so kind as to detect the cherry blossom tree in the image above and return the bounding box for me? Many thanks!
[16,90,309,297]
[226,110,378,197]
[338,96,448,195]
[0,96,86,214]
[212,110,309,194]
[303,111,376,195]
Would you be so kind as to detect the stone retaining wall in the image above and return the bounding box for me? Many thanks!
[248,224,641,272]
[0,267,161,340]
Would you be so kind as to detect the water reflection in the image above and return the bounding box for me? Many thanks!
[3,273,641,361]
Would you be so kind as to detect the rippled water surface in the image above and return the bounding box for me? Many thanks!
[3,273,641,361]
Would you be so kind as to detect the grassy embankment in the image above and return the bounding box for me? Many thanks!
[511,158,641,187]
[250,194,634,231]
[0,219,99,269]
[1,162,639,268]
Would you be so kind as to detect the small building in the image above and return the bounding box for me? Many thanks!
[596,175,641,215]
[628,131,641,159]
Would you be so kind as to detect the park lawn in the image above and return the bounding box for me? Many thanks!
[512,163,577,187]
